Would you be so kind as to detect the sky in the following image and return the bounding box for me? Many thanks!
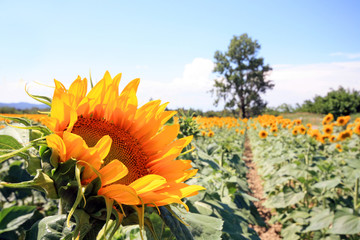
[0,0,359,110]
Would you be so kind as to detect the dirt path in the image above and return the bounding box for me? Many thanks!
[243,137,282,240]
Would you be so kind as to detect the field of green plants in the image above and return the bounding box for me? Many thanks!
[1,110,360,240]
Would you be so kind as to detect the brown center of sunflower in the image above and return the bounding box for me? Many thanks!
[71,116,149,185]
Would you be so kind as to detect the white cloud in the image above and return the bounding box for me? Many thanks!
[2,58,359,112]
[330,52,360,59]
[137,58,219,110]
[264,61,360,107]
[0,78,53,104]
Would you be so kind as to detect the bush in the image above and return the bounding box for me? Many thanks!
[297,87,360,118]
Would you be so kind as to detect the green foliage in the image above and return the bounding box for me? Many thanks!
[264,103,295,116]
[298,86,360,118]
[183,126,262,239]
[212,33,274,118]
[177,110,201,139]
[249,118,360,239]
[0,107,49,114]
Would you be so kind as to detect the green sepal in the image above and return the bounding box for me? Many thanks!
[25,87,52,107]
[72,209,92,240]
[103,196,114,237]
[3,123,51,136]
[26,156,42,176]
[0,144,33,163]
[30,129,43,142]
[1,169,58,199]
[144,217,160,240]
[0,115,31,126]
[67,164,86,227]
[0,134,30,161]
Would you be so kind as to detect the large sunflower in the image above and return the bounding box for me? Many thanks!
[44,71,204,210]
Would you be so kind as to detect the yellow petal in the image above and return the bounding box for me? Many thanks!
[46,134,66,162]
[98,184,140,205]
[129,174,167,195]
[98,160,128,186]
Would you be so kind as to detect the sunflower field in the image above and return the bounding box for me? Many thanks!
[0,72,360,240]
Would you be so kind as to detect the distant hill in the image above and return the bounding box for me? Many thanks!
[0,102,49,110]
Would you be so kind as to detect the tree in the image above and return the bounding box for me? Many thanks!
[211,34,274,118]
[297,86,360,118]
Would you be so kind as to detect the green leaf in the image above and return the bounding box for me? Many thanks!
[265,191,305,208]
[0,205,36,234]
[312,178,341,190]
[26,214,74,240]
[206,143,219,155]
[305,208,334,232]
[281,223,301,240]
[329,209,360,234]
[159,206,194,240]
[173,208,223,240]
[194,201,214,216]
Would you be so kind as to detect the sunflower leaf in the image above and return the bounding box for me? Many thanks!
[25,214,74,240]
[159,206,194,240]
[1,169,58,199]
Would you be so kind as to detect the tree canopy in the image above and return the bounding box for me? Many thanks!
[298,86,360,118]
[212,34,273,118]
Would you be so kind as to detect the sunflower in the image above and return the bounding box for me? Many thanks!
[292,128,298,136]
[329,135,337,143]
[322,113,334,125]
[259,130,268,139]
[45,72,204,213]
[309,129,321,140]
[336,116,350,126]
[270,126,278,133]
[337,129,353,141]
[298,125,306,135]
[354,123,360,135]
[323,124,333,135]
[335,143,343,152]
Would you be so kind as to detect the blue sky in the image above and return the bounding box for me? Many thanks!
[1,1,359,110]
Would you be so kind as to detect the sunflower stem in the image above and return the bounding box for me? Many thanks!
[58,198,64,215]
[354,178,359,216]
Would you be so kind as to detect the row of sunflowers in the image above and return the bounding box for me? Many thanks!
[248,114,360,239]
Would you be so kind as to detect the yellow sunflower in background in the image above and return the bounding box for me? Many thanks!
[323,124,333,135]
[259,130,268,139]
[44,71,204,211]
[354,123,360,135]
[337,129,353,141]
[336,116,351,126]
[322,113,334,125]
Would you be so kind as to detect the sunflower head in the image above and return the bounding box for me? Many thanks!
[292,128,298,136]
[322,113,334,125]
[45,72,204,235]
[259,130,268,139]
[337,129,353,141]
[336,116,350,126]
[323,125,333,135]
